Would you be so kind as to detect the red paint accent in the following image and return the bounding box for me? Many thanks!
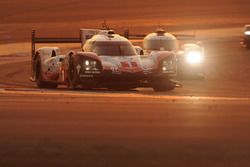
[121,62,130,68]
[131,62,138,67]
[45,72,59,80]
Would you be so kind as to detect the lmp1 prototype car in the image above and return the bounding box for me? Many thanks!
[243,24,250,49]
[127,28,204,79]
[30,29,177,91]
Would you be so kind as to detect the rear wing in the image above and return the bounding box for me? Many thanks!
[31,29,102,57]
[30,29,101,81]
[123,29,196,41]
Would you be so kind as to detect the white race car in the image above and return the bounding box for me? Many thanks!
[127,28,204,79]
[31,29,177,91]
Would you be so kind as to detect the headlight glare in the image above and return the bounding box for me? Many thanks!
[186,51,203,64]
[84,60,99,71]
[245,31,250,35]
[85,60,90,66]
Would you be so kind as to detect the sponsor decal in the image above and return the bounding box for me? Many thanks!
[111,66,121,74]
[76,64,81,74]
[80,74,94,78]
[121,61,130,68]
[85,71,101,74]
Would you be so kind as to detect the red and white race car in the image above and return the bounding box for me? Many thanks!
[31,29,177,91]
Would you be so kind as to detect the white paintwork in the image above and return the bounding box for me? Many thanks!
[134,46,143,55]
[37,47,60,64]
[143,29,178,51]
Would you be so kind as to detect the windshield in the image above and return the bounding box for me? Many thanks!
[93,41,137,56]
[143,40,177,51]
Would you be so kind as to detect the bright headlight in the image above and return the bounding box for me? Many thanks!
[85,60,90,66]
[84,60,98,71]
[245,31,250,35]
[186,51,203,64]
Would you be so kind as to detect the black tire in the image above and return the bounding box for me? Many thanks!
[152,79,175,92]
[35,58,58,89]
[67,56,79,89]
[108,86,136,91]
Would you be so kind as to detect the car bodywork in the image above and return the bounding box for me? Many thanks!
[31,29,177,91]
[127,28,204,79]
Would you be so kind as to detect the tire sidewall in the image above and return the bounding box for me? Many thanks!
[152,79,175,92]
[67,56,79,89]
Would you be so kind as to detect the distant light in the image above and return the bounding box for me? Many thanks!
[245,31,250,35]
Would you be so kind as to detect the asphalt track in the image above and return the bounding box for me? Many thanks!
[1,28,250,166]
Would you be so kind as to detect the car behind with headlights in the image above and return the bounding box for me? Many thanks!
[131,28,204,80]
[177,43,205,79]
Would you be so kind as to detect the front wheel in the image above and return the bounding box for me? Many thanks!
[67,57,79,89]
[152,79,176,92]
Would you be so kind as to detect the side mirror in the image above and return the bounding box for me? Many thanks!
[134,46,144,55]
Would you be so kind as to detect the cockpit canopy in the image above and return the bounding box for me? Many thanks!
[143,28,178,51]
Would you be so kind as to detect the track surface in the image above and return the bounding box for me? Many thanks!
[1,91,250,167]
[1,29,250,166]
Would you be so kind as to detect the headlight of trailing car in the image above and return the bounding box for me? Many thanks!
[161,59,175,73]
[185,51,203,64]
[244,31,250,35]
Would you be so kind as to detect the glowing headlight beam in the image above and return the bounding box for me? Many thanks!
[245,31,250,35]
[85,60,90,66]
[186,51,203,64]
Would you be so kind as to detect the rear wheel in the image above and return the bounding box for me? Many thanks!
[35,58,58,89]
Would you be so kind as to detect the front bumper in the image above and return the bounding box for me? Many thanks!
[78,70,176,87]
